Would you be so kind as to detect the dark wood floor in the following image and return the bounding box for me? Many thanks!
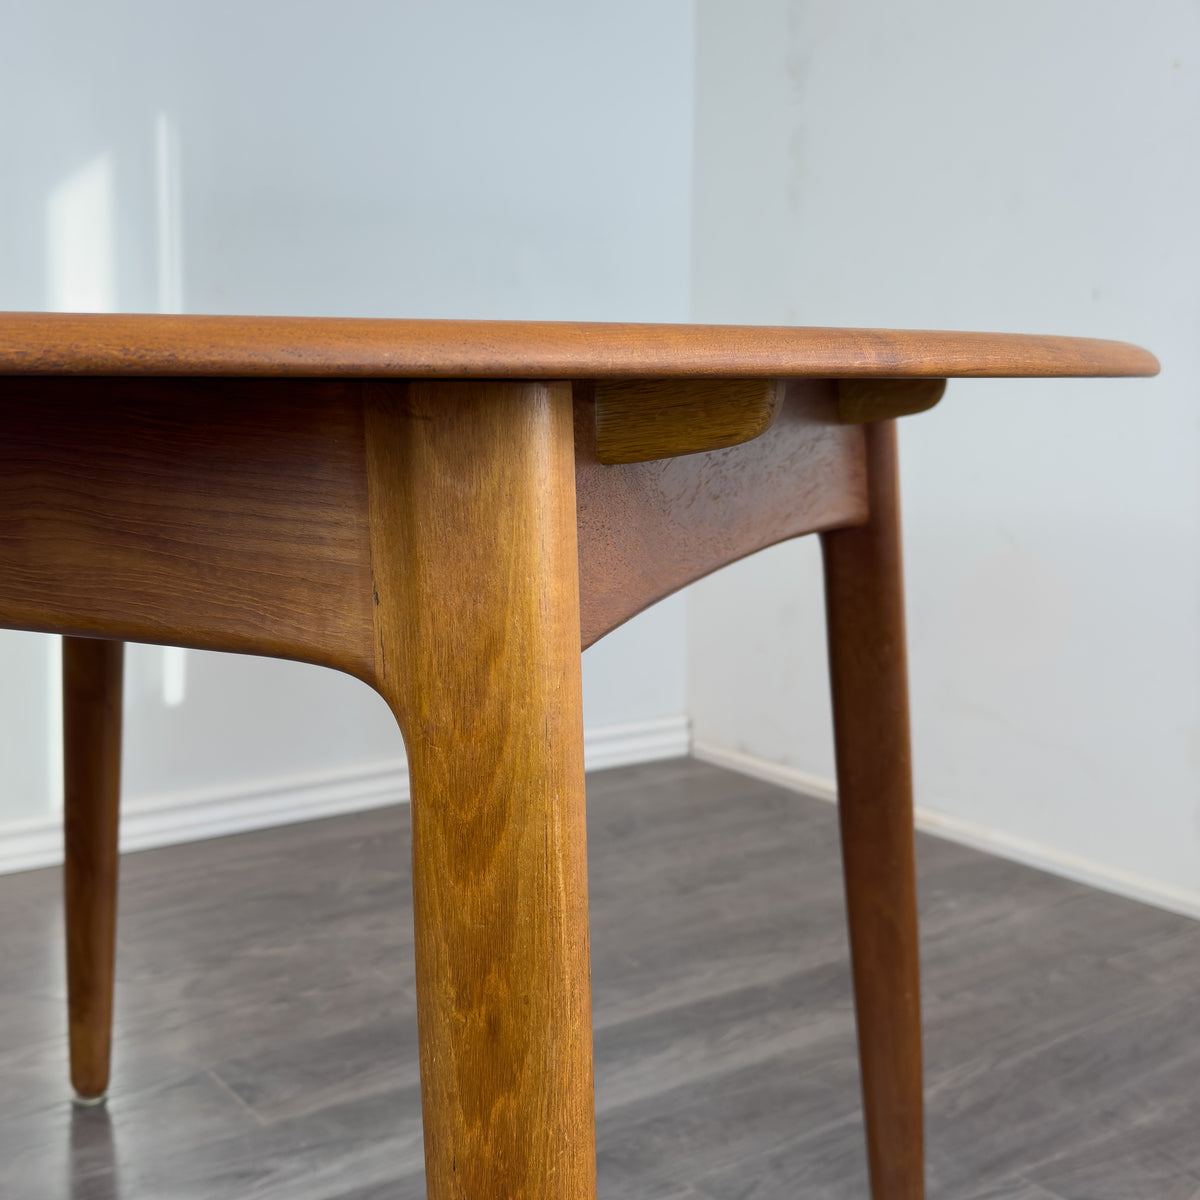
[2,757,1199,1199]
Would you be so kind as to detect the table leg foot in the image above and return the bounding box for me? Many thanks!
[821,420,924,1199]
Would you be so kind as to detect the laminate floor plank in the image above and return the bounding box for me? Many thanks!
[959,1181,1065,1200]
[1,757,1197,1198]
[1022,1098,1200,1200]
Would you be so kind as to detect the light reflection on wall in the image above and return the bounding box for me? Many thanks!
[47,637,63,809]
[46,154,116,312]
[156,112,183,313]
[155,112,188,707]
[44,152,119,805]
[161,647,187,708]
[43,120,191,736]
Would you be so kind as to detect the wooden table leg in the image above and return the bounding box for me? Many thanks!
[821,420,924,1199]
[364,380,596,1200]
[62,636,124,1104]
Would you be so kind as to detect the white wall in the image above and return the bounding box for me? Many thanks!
[689,0,1200,912]
[0,1,692,851]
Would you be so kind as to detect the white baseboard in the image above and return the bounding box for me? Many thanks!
[692,741,837,803]
[0,714,690,878]
[583,714,691,771]
[0,761,409,878]
[693,739,1200,923]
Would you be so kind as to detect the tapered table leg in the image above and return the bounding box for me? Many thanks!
[820,420,924,1199]
[364,380,596,1200]
[62,636,124,1104]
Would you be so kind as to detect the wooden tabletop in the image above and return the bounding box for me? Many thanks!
[0,313,1159,379]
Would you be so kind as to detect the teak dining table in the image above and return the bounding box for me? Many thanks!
[0,313,1158,1199]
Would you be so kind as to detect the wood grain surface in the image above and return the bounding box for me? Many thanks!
[62,636,124,1103]
[0,312,1159,379]
[364,381,596,1200]
[576,380,867,648]
[0,378,375,676]
[821,421,924,1199]
[0,375,872,665]
[838,378,946,424]
[594,379,783,463]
